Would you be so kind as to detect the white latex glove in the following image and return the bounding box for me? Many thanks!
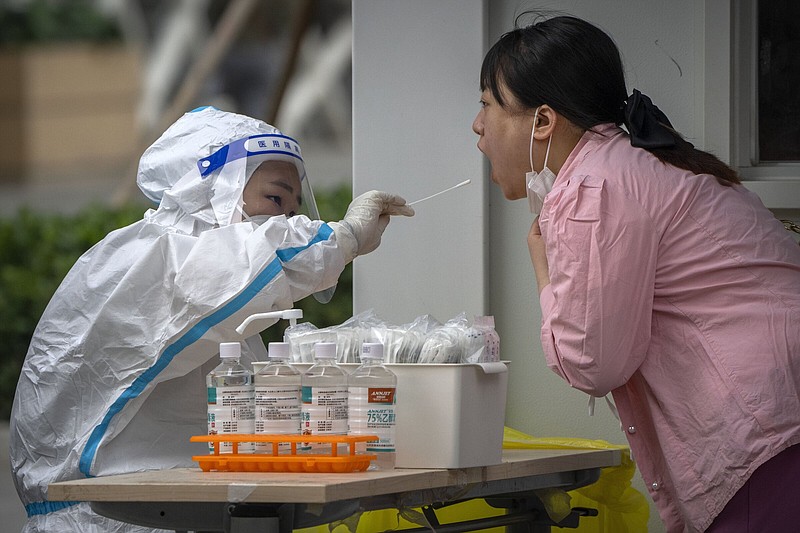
[330,190,414,263]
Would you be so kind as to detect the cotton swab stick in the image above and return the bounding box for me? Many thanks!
[408,179,471,206]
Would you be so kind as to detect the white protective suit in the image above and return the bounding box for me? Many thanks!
[9,107,411,532]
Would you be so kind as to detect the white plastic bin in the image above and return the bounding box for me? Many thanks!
[388,362,509,469]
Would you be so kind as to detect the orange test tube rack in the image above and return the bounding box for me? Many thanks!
[190,434,379,473]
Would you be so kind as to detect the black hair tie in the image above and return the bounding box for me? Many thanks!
[623,89,676,149]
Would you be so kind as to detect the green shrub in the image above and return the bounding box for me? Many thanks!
[0,0,122,44]
[0,185,353,420]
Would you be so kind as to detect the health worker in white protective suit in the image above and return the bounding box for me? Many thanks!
[9,106,414,532]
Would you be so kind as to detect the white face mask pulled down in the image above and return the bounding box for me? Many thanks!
[526,108,557,215]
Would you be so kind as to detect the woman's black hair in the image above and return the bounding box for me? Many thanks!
[480,14,740,185]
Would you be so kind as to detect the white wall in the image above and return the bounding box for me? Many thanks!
[351,0,489,325]
[352,2,708,532]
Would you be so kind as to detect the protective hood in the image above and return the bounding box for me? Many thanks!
[137,106,315,234]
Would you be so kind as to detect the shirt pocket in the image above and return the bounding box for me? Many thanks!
[544,175,606,264]
[564,175,605,223]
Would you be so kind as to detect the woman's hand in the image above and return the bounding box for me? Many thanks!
[528,217,550,294]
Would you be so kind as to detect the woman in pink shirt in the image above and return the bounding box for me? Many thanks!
[472,14,800,533]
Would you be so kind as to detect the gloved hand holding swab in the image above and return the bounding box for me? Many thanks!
[408,179,471,206]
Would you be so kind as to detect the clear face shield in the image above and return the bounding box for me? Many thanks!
[198,133,336,303]
[198,133,320,220]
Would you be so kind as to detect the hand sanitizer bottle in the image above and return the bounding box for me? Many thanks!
[348,342,397,470]
[254,342,301,452]
[301,342,348,454]
[206,342,255,454]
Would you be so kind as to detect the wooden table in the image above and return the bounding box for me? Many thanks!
[48,448,621,533]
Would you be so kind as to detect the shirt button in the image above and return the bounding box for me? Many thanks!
[627,426,636,434]
[651,482,659,491]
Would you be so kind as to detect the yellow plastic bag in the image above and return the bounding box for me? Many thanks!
[503,427,650,532]
[298,427,648,532]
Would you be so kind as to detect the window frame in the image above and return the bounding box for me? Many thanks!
[705,0,800,209]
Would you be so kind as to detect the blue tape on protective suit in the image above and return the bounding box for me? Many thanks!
[276,223,333,262]
[26,500,80,517]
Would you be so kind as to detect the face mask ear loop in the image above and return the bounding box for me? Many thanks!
[529,108,539,172]
[543,123,553,170]
[236,201,250,223]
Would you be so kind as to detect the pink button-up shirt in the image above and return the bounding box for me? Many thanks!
[538,124,800,532]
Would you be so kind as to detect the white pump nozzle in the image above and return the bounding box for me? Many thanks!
[235,309,303,336]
